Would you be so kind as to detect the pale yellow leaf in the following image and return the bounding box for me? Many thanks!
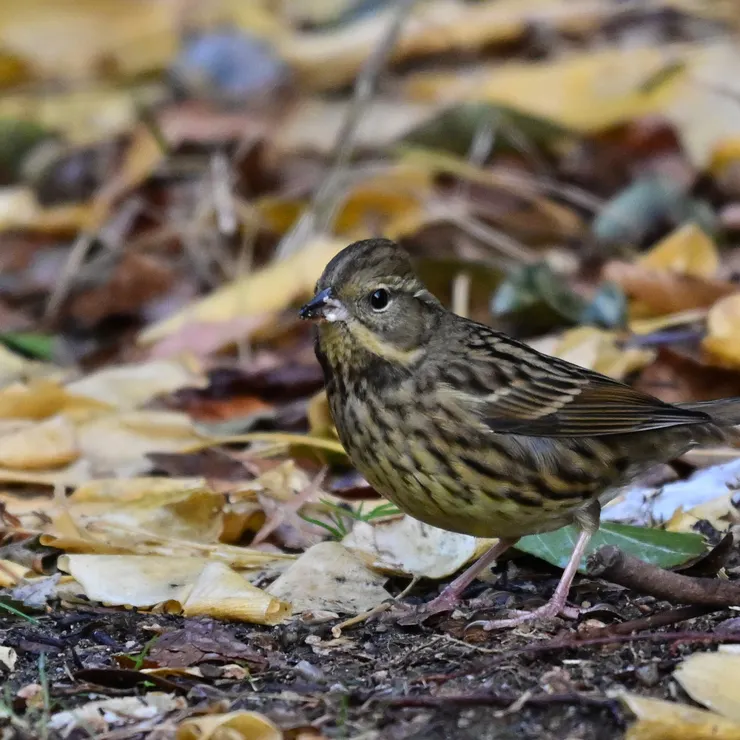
[0,559,31,588]
[65,359,205,410]
[267,542,389,615]
[675,652,740,722]
[139,237,346,345]
[0,416,79,470]
[177,710,281,740]
[344,516,494,579]
[59,555,289,625]
[182,561,290,625]
[621,693,740,740]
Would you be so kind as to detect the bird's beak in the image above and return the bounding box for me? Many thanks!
[299,287,337,322]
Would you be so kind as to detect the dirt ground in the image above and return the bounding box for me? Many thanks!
[3,551,738,740]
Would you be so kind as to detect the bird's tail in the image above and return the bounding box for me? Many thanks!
[679,397,740,427]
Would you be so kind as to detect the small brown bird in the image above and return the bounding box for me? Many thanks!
[299,238,740,629]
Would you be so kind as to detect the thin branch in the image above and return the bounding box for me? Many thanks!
[586,545,740,606]
[276,0,417,258]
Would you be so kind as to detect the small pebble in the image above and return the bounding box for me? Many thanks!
[635,663,660,687]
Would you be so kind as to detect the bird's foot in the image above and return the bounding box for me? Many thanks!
[467,597,579,632]
[393,592,462,626]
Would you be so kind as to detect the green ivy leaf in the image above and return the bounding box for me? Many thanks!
[517,522,705,574]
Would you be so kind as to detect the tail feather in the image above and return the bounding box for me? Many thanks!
[679,397,740,427]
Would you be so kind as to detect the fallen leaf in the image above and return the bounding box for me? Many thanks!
[267,541,389,615]
[344,516,493,579]
[139,237,346,345]
[603,261,737,316]
[66,358,205,410]
[0,415,79,470]
[620,692,740,740]
[675,652,740,721]
[177,710,281,740]
[0,646,17,673]
[518,522,705,573]
[703,294,740,368]
[534,326,654,381]
[48,694,185,738]
[59,555,289,625]
[638,223,719,277]
[147,620,265,669]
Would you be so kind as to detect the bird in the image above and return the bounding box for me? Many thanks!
[299,237,740,630]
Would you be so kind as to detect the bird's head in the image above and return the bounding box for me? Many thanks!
[299,238,442,366]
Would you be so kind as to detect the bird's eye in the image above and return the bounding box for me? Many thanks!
[369,288,390,311]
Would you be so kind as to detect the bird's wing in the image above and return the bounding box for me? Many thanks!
[454,328,711,438]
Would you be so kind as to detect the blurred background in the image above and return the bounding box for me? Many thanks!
[1,0,740,409]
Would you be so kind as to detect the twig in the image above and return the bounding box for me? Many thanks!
[580,605,720,638]
[586,545,740,606]
[385,691,619,715]
[276,0,417,258]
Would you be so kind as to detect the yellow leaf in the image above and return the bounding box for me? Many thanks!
[58,554,289,625]
[621,693,740,740]
[344,516,494,580]
[177,710,282,740]
[0,559,31,588]
[403,41,740,165]
[639,223,718,278]
[182,561,290,625]
[0,0,178,82]
[542,327,654,380]
[703,294,740,368]
[675,652,740,722]
[139,237,346,345]
[0,187,92,235]
[268,542,389,614]
[0,416,79,470]
[709,137,740,176]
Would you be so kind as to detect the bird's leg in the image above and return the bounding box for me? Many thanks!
[420,537,519,616]
[468,502,600,631]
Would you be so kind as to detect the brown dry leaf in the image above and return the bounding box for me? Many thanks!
[0,416,79,470]
[267,541,389,615]
[674,651,740,722]
[621,693,740,740]
[139,236,346,345]
[58,554,290,625]
[177,710,282,740]
[344,516,494,579]
[638,223,719,277]
[703,294,740,368]
[603,261,737,316]
[531,327,654,380]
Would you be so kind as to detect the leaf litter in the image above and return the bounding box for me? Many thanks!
[2,1,740,738]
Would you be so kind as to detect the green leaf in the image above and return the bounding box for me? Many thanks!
[517,522,705,574]
[0,332,55,360]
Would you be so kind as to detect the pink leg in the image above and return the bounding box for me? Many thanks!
[422,537,519,615]
[467,526,593,631]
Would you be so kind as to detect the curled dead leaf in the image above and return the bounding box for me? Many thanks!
[177,711,281,740]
